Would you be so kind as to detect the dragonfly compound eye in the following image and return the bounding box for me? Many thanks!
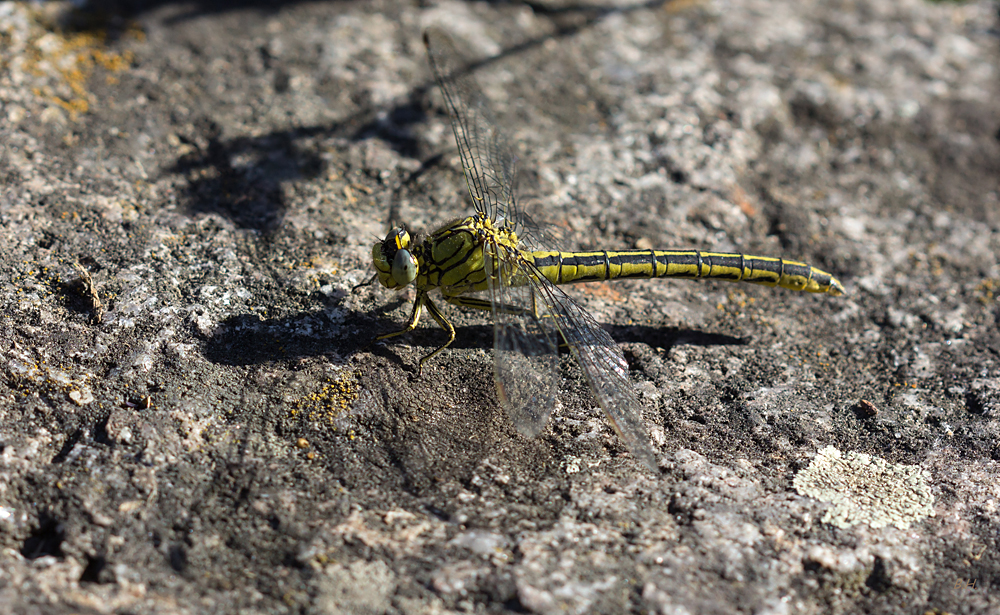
[392,248,418,286]
[393,228,411,250]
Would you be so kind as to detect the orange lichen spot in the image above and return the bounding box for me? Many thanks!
[579,281,624,302]
[731,186,757,218]
[975,279,998,305]
[10,5,142,121]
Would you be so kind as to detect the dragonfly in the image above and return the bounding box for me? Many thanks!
[366,28,844,471]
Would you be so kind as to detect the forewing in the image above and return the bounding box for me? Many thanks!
[423,28,525,234]
[485,243,561,437]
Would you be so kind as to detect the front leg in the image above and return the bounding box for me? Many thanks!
[376,291,426,343]
[416,295,456,375]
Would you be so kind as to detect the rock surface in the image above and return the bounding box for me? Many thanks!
[1,0,998,613]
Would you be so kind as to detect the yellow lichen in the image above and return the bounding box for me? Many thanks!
[294,374,360,426]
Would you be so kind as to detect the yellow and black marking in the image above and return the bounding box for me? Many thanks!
[361,28,848,472]
[371,212,843,368]
[529,248,843,295]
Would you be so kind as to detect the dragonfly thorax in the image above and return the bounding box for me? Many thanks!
[372,227,419,289]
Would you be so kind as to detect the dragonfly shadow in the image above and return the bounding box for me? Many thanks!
[199,291,496,369]
[52,0,681,232]
[72,0,672,27]
[201,303,372,367]
[358,321,495,376]
[365,321,746,368]
[606,323,747,351]
[159,72,432,233]
[66,0,366,32]
[168,126,319,234]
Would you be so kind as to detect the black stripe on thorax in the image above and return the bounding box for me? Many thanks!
[425,229,477,273]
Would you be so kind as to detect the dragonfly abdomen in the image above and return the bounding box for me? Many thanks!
[531,249,844,295]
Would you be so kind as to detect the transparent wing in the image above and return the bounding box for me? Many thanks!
[552,291,659,471]
[539,278,658,470]
[426,27,562,431]
[489,243,658,470]
[516,208,566,252]
[485,243,561,436]
[423,28,526,237]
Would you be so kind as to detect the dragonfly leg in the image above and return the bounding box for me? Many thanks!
[416,296,456,375]
[351,272,379,292]
[446,294,530,316]
[445,295,491,311]
[376,292,425,343]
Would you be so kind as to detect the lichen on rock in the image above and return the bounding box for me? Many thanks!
[793,446,935,529]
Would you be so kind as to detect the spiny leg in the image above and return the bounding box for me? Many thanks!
[374,292,451,376]
[444,292,569,350]
[445,294,528,316]
[417,296,456,375]
[373,293,462,375]
[351,272,379,292]
[375,292,426,347]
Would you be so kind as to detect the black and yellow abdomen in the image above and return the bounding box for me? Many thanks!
[529,249,844,296]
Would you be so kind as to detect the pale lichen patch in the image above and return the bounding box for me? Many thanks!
[793,446,935,529]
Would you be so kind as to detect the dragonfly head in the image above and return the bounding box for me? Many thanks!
[372,227,418,289]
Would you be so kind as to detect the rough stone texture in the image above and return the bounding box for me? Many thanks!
[1,0,998,613]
